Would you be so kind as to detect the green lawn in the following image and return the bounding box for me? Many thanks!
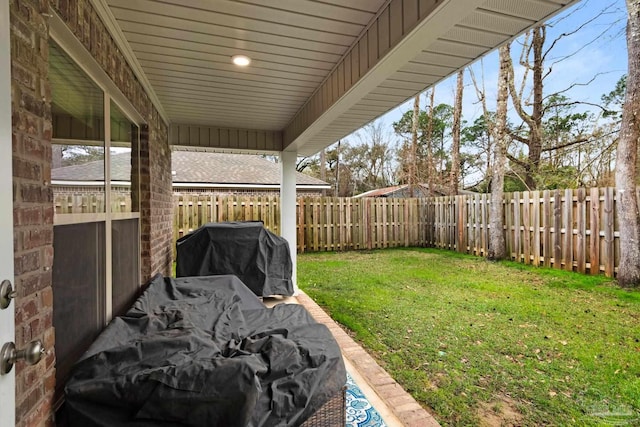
[298,248,640,426]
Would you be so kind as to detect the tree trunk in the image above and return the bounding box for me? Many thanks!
[335,140,341,197]
[320,148,326,196]
[426,89,436,197]
[410,95,419,197]
[488,45,510,261]
[615,0,640,287]
[450,70,464,195]
[526,26,545,190]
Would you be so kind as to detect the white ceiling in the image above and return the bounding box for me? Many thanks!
[99,0,578,155]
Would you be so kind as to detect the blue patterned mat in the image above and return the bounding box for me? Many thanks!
[346,373,388,427]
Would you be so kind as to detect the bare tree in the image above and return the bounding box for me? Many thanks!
[409,95,420,197]
[503,1,625,189]
[506,25,545,190]
[487,45,511,260]
[426,88,436,196]
[450,70,464,195]
[615,0,640,287]
[320,148,327,196]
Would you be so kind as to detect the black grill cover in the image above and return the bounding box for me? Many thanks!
[176,222,294,296]
[64,274,346,427]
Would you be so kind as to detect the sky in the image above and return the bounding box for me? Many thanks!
[342,0,629,148]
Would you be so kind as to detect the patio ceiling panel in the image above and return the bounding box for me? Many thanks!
[103,0,386,131]
[96,0,577,155]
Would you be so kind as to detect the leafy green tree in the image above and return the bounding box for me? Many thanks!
[461,114,495,190]
[393,101,453,188]
[601,74,627,119]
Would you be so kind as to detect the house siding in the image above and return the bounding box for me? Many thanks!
[10,1,173,425]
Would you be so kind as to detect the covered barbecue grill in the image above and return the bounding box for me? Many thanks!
[176,222,294,296]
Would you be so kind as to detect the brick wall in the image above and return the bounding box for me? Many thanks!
[140,123,173,280]
[9,0,173,425]
[11,1,56,426]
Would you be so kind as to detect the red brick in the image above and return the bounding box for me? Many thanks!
[15,251,40,275]
[29,318,41,338]
[21,273,43,295]
[11,63,36,90]
[23,135,45,159]
[15,207,42,226]
[21,365,40,391]
[19,298,38,321]
[40,287,52,308]
[43,372,55,393]
[42,206,53,225]
[20,183,52,203]
[43,328,54,350]
[23,228,52,250]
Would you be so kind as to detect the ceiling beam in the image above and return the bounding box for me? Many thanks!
[169,125,283,152]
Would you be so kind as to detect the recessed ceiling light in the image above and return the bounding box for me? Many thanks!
[232,55,251,66]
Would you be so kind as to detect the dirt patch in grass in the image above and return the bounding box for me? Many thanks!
[477,396,523,427]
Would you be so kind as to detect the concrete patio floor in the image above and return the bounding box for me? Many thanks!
[263,294,440,427]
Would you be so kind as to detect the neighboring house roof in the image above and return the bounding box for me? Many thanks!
[51,151,330,189]
[354,183,476,198]
[170,151,326,187]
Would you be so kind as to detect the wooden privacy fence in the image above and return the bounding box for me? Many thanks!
[173,194,429,256]
[428,187,640,277]
[173,187,639,278]
[54,187,133,214]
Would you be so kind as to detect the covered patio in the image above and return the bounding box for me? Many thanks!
[2,0,580,425]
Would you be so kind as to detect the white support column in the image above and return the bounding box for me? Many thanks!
[280,150,298,293]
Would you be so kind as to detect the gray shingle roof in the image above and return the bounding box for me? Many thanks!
[52,151,329,187]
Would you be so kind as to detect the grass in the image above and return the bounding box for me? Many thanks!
[298,248,640,426]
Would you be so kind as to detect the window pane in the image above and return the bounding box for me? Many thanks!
[50,41,105,215]
[112,219,140,317]
[52,222,106,400]
[110,101,140,213]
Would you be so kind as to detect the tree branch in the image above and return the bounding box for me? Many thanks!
[540,137,591,153]
[542,3,615,61]
[506,55,535,128]
[508,132,529,144]
[506,153,527,168]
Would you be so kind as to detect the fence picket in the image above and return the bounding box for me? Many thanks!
[513,192,521,262]
[604,187,615,277]
[532,191,541,267]
[542,190,551,267]
[576,188,587,274]
[169,188,635,278]
[589,187,600,274]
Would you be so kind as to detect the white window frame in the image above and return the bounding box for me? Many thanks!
[50,12,144,322]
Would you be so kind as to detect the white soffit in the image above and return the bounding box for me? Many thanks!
[98,0,577,155]
[292,0,578,156]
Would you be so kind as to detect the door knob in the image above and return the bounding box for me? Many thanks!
[0,280,17,309]
[1,340,45,375]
